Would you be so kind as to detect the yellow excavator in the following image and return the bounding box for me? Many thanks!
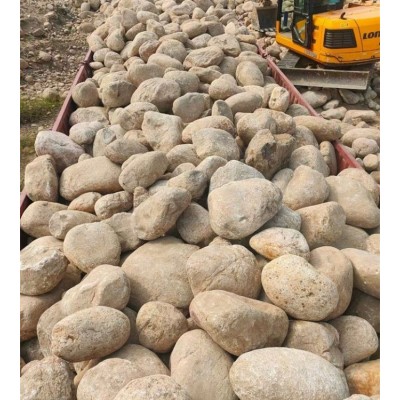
[255,0,380,90]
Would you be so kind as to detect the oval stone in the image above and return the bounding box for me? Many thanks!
[229,347,349,400]
[261,254,339,321]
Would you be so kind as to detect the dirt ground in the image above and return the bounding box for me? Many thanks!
[20,0,98,188]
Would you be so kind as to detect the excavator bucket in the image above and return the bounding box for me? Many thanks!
[252,5,278,32]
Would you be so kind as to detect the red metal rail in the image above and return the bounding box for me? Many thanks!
[20,50,93,247]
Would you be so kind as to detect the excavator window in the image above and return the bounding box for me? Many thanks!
[292,0,311,47]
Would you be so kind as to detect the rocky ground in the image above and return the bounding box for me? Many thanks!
[20,0,103,187]
[20,1,380,399]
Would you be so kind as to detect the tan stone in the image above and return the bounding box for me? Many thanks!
[20,271,78,342]
[250,227,310,261]
[107,344,170,376]
[181,115,235,144]
[60,156,122,201]
[230,348,349,400]
[190,290,288,356]
[21,201,68,238]
[20,356,76,400]
[345,289,380,333]
[330,316,379,367]
[77,358,147,400]
[60,264,130,315]
[261,254,339,321]
[344,360,380,397]
[342,249,380,299]
[102,212,142,252]
[63,222,121,273]
[310,246,353,320]
[283,321,344,368]
[293,116,342,142]
[186,244,261,299]
[51,306,130,362]
[331,225,369,251]
[131,187,191,241]
[94,191,133,219]
[366,234,380,255]
[24,155,58,202]
[297,202,346,249]
[122,237,198,310]
[114,375,192,400]
[68,192,102,213]
[20,237,68,296]
[341,128,380,147]
[49,210,98,239]
[136,301,188,353]
[37,302,67,357]
[176,203,215,245]
[171,329,236,400]
[261,205,302,231]
[283,165,330,210]
[208,178,282,239]
[289,145,330,177]
[34,130,85,172]
[338,168,380,206]
[119,151,169,192]
[244,131,295,179]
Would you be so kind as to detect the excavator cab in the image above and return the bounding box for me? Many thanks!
[285,0,344,47]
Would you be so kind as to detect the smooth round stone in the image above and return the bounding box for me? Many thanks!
[345,289,380,333]
[176,203,215,245]
[208,178,282,240]
[114,375,192,400]
[186,244,261,299]
[297,202,346,250]
[283,165,330,210]
[63,222,121,273]
[309,246,354,320]
[60,264,130,315]
[329,316,379,367]
[189,290,289,356]
[20,356,76,400]
[106,344,169,376]
[229,347,350,400]
[344,360,380,397]
[326,176,380,229]
[284,320,344,368]
[122,237,198,310]
[77,358,147,400]
[249,227,310,261]
[20,239,68,295]
[136,301,188,353]
[341,249,380,299]
[171,329,236,400]
[261,254,339,321]
[51,306,130,362]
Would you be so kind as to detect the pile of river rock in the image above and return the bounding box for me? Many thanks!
[20,0,380,399]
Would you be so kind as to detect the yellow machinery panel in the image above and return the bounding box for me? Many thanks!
[275,4,380,67]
